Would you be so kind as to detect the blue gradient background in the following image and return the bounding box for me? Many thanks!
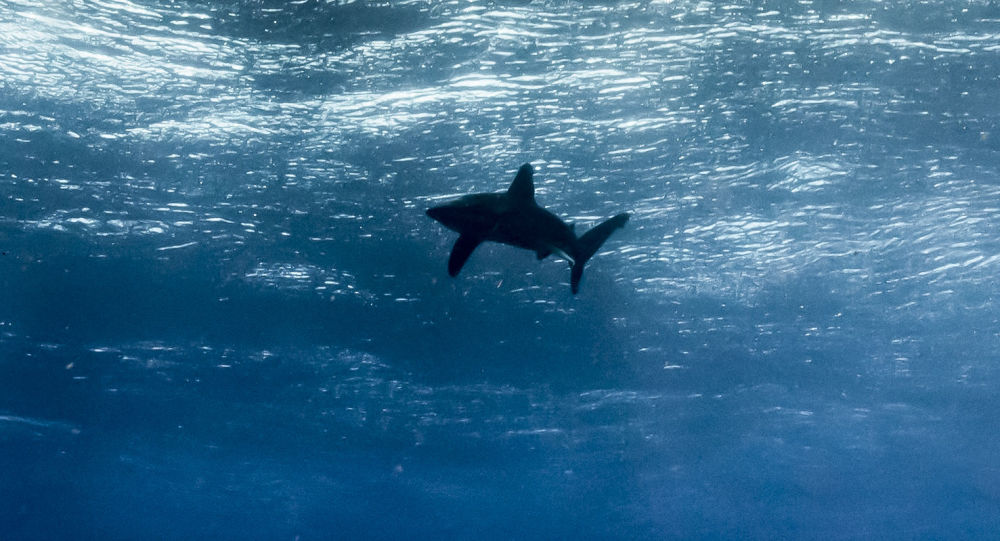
[2,0,1000,539]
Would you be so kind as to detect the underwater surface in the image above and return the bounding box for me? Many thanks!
[2,0,1000,538]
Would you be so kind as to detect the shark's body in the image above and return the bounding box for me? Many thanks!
[426,163,630,294]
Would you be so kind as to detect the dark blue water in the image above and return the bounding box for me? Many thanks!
[3,0,1000,539]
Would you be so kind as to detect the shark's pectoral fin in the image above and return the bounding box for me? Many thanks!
[448,235,481,277]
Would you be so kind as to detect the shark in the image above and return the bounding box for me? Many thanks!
[426,163,630,294]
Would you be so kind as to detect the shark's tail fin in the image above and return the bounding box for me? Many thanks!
[570,213,630,294]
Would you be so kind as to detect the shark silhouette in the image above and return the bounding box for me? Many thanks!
[426,163,630,294]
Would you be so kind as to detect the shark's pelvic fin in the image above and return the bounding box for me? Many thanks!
[570,213,630,294]
[448,234,481,277]
[506,163,535,203]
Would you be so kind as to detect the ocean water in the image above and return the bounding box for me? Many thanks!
[3,0,1000,538]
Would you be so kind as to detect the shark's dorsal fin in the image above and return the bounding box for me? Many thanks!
[507,163,535,204]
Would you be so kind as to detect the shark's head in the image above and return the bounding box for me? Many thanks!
[425,204,465,231]
[426,193,506,235]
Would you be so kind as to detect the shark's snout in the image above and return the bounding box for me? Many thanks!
[426,203,473,234]
[425,205,446,222]
[426,205,456,228]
